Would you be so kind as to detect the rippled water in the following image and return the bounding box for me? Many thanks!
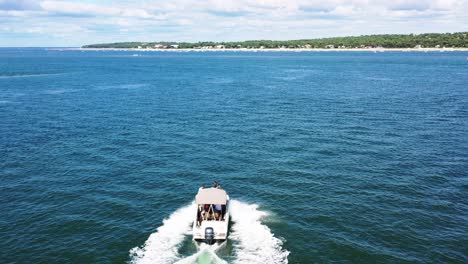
[1,49,467,263]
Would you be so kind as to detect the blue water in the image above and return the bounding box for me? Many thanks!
[1,49,467,263]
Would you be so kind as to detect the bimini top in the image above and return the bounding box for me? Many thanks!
[196,188,228,205]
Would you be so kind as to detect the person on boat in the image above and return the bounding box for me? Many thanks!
[198,184,205,192]
[213,181,221,189]
[204,204,212,220]
[221,204,226,220]
[214,204,222,220]
[197,204,203,226]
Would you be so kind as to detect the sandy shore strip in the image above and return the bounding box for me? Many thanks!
[58,47,468,52]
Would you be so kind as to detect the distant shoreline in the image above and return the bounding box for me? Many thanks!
[63,47,468,52]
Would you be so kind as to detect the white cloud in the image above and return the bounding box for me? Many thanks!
[0,10,37,16]
[0,0,466,46]
[40,1,119,16]
[39,1,161,19]
[0,0,39,11]
[431,0,459,10]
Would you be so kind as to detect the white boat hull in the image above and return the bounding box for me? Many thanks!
[192,218,229,241]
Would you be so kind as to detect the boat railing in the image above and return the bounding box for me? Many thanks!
[197,204,227,225]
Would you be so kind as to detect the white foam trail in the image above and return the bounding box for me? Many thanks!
[174,243,227,264]
[129,200,289,264]
[129,202,196,264]
[230,200,289,264]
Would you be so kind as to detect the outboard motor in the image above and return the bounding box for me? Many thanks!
[205,227,215,244]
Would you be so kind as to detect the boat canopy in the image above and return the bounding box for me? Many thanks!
[196,188,227,205]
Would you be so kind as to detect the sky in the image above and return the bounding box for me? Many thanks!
[0,0,467,47]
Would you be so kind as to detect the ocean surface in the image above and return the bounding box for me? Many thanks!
[1,48,467,264]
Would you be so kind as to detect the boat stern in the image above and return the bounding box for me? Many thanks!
[193,220,228,242]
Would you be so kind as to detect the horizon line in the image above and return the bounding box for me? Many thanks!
[2,31,467,48]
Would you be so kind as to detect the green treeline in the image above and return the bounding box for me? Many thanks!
[82,32,468,49]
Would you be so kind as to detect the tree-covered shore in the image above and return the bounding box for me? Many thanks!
[82,32,468,49]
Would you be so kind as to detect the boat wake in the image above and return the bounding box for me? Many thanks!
[129,200,289,264]
[129,203,196,264]
[174,243,228,264]
[229,200,289,264]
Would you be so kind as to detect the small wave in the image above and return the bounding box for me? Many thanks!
[0,73,65,79]
[12,92,25,97]
[283,69,319,74]
[95,83,149,90]
[275,69,318,81]
[0,100,11,104]
[44,89,81,95]
[363,77,393,81]
[276,76,299,81]
[129,200,288,264]
[207,78,234,85]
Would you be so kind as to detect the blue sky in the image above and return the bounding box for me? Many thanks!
[0,0,467,47]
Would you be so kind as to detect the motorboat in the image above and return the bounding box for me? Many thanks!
[193,187,230,244]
